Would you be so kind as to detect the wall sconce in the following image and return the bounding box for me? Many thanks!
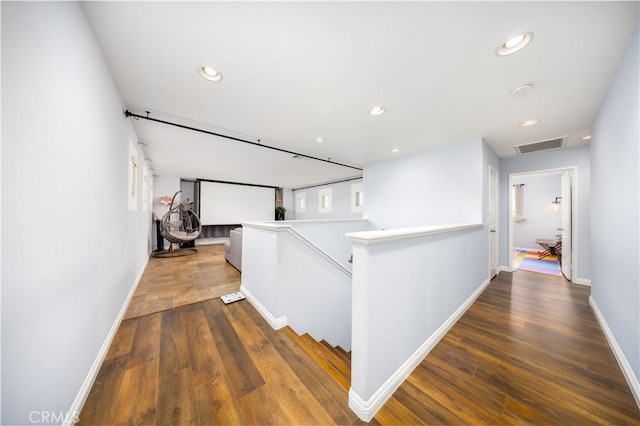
[552,197,562,204]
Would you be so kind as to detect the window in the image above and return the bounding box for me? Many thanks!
[351,182,363,213]
[128,140,138,211]
[142,164,149,212]
[318,188,332,213]
[295,192,306,214]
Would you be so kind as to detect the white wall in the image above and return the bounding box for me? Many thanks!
[1,3,151,423]
[499,145,591,280]
[241,222,356,349]
[292,179,363,220]
[512,174,562,250]
[282,188,294,219]
[348,224,488,420]
[364,139,484,229]
[289,220,375,269]
[346,138,493,420]
[590,28,639,389]
[241,227,280,320]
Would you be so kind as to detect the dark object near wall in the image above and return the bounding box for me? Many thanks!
[275,206,286,221]
[200,224,241,239]
[154,219,164,251]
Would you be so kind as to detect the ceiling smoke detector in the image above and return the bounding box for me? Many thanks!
[515,136,566,155]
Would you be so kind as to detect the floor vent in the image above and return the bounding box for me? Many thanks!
[515,136,566,155]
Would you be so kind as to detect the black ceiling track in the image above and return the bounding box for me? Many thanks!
[124,110,363,172]
[293,176,363,191]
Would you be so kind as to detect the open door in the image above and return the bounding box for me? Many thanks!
[489,166,498,279]
[560,172,572,280]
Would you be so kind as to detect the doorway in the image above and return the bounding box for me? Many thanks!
[508,168,576,281]
[489,166,499,279]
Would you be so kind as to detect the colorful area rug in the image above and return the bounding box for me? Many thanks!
[513,250,562,276]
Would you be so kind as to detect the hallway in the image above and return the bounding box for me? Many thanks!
[79,254,639,424]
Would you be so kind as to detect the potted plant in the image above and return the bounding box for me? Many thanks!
[275,206,286,221]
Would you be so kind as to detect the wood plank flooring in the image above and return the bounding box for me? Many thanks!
[124,244,239,320]
[375,271,639,425]
[80,248,640,424]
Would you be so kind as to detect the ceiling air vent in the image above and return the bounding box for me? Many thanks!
[515,136,566,155]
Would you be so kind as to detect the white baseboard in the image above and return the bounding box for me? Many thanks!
[240,285,288,330]
[572,277,591,286]
[499,265,512,273]
[348,277,491,421]
[589,295,640,408]
[64,256,149,425]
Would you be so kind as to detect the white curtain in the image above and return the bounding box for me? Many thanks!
[513,184,526,223]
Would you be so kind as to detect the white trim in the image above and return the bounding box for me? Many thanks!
[572,277,591,286]
[348,277,491,421]
[242,222,352,277]
[589,295,640,408]
[240,285,288,330]
[351,182,364,214]
[64,256,149,426]
[346,223,483,246]
[488,165,499,279]
[295,191,306,214]
[318,187,333,214]
[243,219,369,229]
[243,222,291,231]
[499,265,511,273]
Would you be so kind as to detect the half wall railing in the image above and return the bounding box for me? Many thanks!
[240,219,373,350]
[346,223,489,421]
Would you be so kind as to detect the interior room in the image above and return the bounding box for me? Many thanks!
[511,172,565,276]
[2,2,639,424]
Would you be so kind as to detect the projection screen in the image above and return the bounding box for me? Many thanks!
[199,181,275,225]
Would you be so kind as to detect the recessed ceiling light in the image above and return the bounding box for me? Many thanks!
[581,135,591,140]
[505,34,526,49]
[369,106,385,116]
[391,147,401,153]
[198,66,223,82]
[496,32,534,56]
[511,82,534,96]
[519,119,540,127]
[314,137,325,143]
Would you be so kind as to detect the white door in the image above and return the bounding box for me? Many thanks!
[489,166,498,278]
[560,172,572,280]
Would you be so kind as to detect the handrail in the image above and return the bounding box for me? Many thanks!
[346,223,483,246]
[242,222,352,277]
[286,227,352,277]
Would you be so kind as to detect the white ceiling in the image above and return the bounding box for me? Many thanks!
[82,1,639,189]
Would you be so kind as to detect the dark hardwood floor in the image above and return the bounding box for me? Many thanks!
[79,251,640,425]
[375,271,639,425]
